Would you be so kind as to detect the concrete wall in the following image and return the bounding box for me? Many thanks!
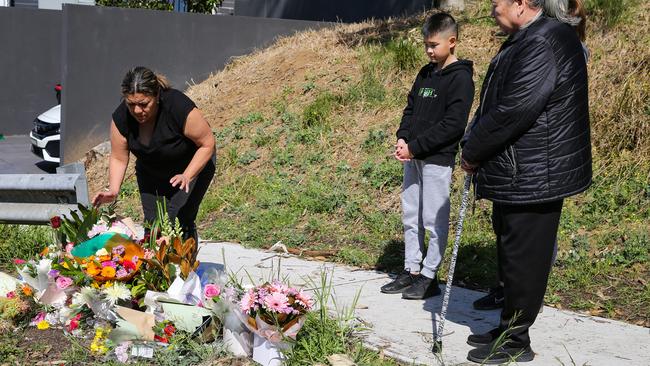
[60,5,326,164]
[0,7,61,135]
[234,0,434,22]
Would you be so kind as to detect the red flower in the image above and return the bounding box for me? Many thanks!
[13,258,26,265]
[163,324,175,337]
[154,335,168,343]
[123,260,136,271]
[50,216,62,229]
[6,291,16,299]
[68,319,78,332]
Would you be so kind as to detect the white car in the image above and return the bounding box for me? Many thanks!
[30,85,61,163]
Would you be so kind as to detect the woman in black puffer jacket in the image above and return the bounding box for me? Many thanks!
[460,0,591,364]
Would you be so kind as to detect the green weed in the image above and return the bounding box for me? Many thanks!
[387,38,421,71]
[237,150,260,166]
[0,224,51,271]
[303,93,337,127]
[363,129,389,150]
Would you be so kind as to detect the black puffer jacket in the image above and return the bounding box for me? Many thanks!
[462,16,592,204]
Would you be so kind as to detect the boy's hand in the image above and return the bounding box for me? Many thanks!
[395,140,413,161]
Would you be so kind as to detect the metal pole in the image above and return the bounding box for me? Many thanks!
[433,174,472,353]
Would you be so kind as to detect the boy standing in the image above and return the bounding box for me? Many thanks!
[381,13,474,300]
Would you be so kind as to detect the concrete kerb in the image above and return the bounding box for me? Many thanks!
[197,241,650,366]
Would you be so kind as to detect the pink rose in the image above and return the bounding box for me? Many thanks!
[6,291,16,299]
[65,243,74,254]
[13,258,26,265]
[55,276,73,290]
[204,284,221,299]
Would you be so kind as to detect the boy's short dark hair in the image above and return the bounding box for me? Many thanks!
[422,12,458,39]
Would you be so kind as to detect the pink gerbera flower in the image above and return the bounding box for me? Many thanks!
[240,290,257,314]
[263,292,292,314]
[295,290,314,310]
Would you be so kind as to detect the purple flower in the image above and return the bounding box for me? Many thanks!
[115,268,128,279]
[111,245,126,256]
[48,269,60,278]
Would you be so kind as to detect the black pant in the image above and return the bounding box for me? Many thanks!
[492,199,563,347]
[137,158,215,241]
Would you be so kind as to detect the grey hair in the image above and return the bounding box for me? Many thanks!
[543,0,582,26]
[526,0,545,9]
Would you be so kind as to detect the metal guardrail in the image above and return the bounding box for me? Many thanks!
[0,163,89,225]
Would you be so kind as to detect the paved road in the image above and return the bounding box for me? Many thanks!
[0,135,57,174]
[199,242,650,366]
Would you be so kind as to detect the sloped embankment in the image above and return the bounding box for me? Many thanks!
[90,1,649,326]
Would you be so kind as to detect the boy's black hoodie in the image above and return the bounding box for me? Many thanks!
[396,60,474,167]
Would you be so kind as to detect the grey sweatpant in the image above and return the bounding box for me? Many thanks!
[401,160,452,279]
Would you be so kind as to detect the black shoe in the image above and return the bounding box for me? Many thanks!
[467,328,501,347]
[473,286,504,310]
[401,274,440,300]
[380,270,417,294]
[467,340,535,364]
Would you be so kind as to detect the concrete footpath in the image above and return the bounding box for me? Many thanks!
[197,241,650,366]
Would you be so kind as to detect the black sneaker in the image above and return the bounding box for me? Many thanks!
[401,274,440,300]
[473,286,504,310]
[467,328,501,347]
[380,270,417,294]
[467,340,535,364]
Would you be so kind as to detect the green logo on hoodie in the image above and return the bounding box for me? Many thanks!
[418,87,437,98]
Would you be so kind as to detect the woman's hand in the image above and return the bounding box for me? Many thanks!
[461,158,479,174]
[170,174,191,193]
[92,190,118,207]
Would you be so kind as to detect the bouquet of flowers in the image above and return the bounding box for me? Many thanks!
[238,281,314,342]
[73,234,144,283]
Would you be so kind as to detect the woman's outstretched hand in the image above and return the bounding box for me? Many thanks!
[92,190,118,207]
[170,174,191,193]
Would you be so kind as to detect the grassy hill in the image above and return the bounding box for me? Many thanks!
[181,1,650,326]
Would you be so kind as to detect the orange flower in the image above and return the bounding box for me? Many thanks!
[99,255,111,262]
[101,266,116,278]
[22,285,33,297]
[87,262,101,276]
[40,247,49,257]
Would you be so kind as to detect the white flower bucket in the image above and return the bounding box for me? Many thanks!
[252,333,286,366]
[223,311,253,357]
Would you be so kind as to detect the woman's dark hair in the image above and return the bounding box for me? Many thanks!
[121,66,171,97]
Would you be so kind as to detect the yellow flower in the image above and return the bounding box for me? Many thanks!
[103,281,113,288]
[62,262,70,269]
[101,266,116,278]
[91,282,100,289]
[86,262,100,276]
[37,320,50,330]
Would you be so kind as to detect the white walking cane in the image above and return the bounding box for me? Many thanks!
[433,174,472,354]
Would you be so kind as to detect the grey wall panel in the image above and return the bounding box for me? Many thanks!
[0,7,61,135]
[235,0,434,22]
[60,5,326,164]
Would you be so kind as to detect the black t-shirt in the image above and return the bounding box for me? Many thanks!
[112,88,198,182]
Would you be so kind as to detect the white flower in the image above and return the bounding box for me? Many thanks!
[95,248,109,256]
[102,282,131,305]
[73,286,99,307]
